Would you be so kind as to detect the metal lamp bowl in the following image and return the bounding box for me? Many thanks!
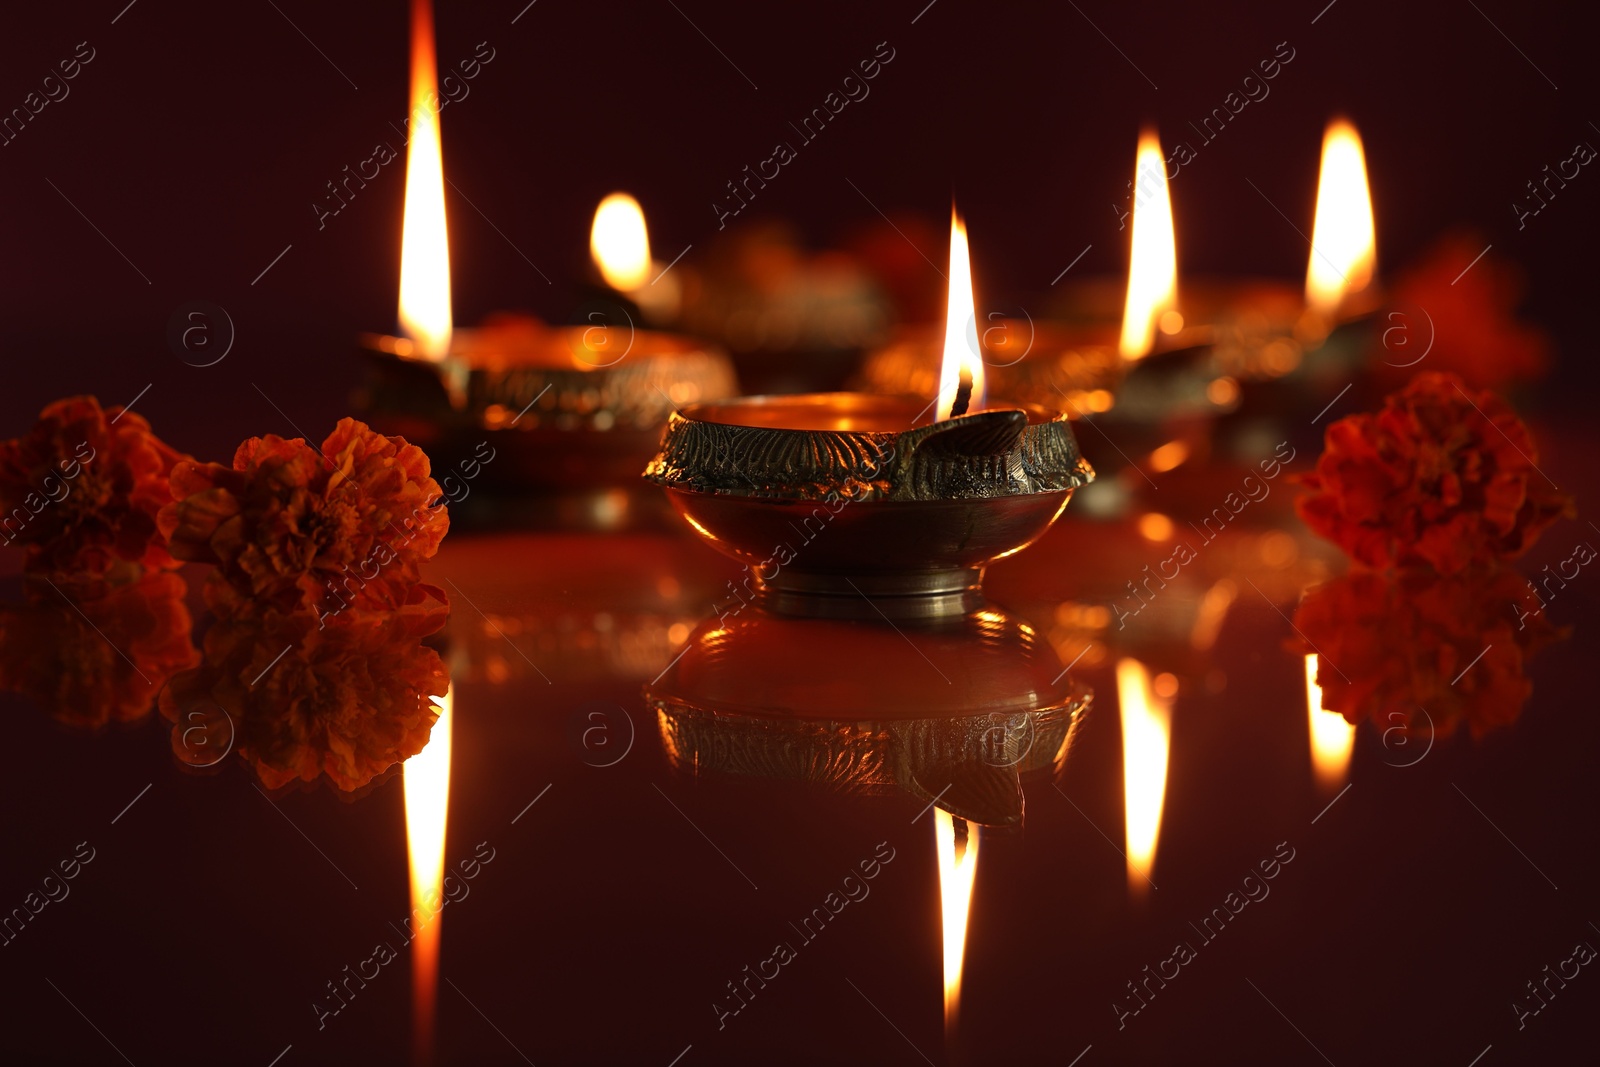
[643,393,1093,617]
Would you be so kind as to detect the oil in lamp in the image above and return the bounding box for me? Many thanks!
[356,1,737,524]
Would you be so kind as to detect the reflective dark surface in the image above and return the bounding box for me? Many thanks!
[2,417,1594,1065]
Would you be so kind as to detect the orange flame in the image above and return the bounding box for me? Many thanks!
[936,209,985,421]
[1119,130,1179,360]
[1305,118,1375,314]
[397,0,453,360]
[404,687,452,1062]
[1305,654,1355,793]
[591,193,653,291]
[935,807,979,1033]
[1118,658,1171,897]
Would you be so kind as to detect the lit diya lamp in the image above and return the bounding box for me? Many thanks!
[645,210,1092,619]
[357,1,736,521]
[858,129,1228,495]
[1202,117,1381,385]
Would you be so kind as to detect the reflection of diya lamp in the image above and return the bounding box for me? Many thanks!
[647,604,1091,829]
[359,315,736,522]
[647,212,1093,619]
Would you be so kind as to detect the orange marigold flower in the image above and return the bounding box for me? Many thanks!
[1297,372,1572,575]
[160,585,449,791]
[0,396,187,577]
[159,418,449,621]
[0,571,199,726]
[1294,565,1566,740]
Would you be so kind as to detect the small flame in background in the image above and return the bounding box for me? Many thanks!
[591,193,653,291]
[1119,129,1180,360]
[936,210,985,421]
[1305,654,1355,793]
[1305,117,1376,315]
[397,0,453,360]
[404,688,452,1062]
[935,807,980,1034]
[1118,658,1172,897]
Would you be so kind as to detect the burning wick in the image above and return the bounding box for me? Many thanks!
[937,209,985,422]
[950,368,975,418]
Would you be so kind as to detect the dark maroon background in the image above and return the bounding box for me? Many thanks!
[1,0,1596,463]
[2,2,1597,1066]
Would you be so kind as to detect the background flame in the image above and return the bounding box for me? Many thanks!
[1305,654,1355,792]
[1118,658,1171,896]
[935,807,979,1032]
[591,193,653,291]
[936,210,985,420]
[404,688,452,1061]
[1119,130,1179,360]
[397,0,453,360]
[1305,118,1376,313]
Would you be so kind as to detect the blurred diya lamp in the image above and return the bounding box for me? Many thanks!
[646,210,1092,619]
[357,10,734,523]
[585,191,684,326]
[647,603,1091,829]
[1199,119,1384,388]
[675,220,891,394]
[358,315,736,515]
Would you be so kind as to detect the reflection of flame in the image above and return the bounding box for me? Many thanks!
[591,193,653,291]
[934,807,979,1034]
[1117,658,1171,896]
[1305,654,1355,792]
[936,209,985,421]
[1119,130,1179,360]
[397,0,453,360]
[404,688,452,1061]
[1305,118,1376,314]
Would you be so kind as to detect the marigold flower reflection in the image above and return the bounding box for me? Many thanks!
[1118,658,1171,898]
[1305,118,1376,315]
[1119,130,1179,360]
[404,687,452,1061]
[935,807,979,1034]
[936,210,985,421]
[397,0,453,359]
